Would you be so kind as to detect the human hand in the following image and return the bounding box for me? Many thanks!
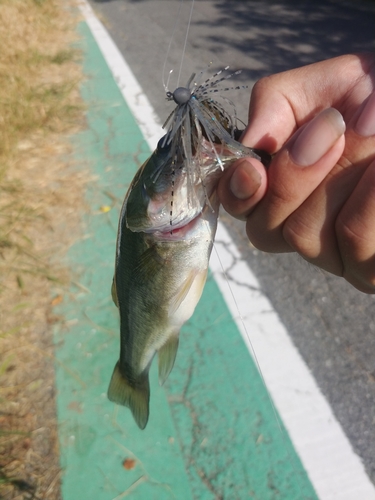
[218,54,375,293]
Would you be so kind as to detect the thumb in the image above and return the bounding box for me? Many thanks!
[217,156,267,220]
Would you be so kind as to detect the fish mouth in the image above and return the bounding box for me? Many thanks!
[153,213,202,241]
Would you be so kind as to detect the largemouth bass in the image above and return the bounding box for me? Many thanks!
[108,69,270,429]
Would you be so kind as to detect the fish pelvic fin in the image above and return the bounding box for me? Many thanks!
[107,362,150,430]
[158,335,179,386]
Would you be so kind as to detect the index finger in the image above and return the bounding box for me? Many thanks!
[242,54,375,153]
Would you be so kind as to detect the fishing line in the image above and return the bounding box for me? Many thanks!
[212,243,289,435]
[161,0,307,495]
[177,0,195,87]
[211,240,308,498]
[162,0,195,92]
[162,1,183,92]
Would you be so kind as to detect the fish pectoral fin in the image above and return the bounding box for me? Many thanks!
[111,277,119,307]
[158,335,179,386]
[168,269,198,317]
[107,362,150,430]
[168,268,208,318]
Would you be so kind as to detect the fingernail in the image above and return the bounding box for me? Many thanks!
[229,159,261,199]
[290,108,345,167]
[355,92,375,137]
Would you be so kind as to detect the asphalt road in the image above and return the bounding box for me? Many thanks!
[88,0,375,487]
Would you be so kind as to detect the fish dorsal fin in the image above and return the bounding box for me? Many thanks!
[158,335,179,386]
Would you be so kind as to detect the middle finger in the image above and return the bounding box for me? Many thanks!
[246,108,345,253]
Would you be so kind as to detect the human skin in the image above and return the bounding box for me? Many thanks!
[217,53,375,293]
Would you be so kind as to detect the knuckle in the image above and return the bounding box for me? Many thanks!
[337,218,375,293]
[364,275,375,290]
[344,270,375,294]
[246,219,290,253]
[266,180,295,207]
[282,216,320,260]
[245,222,272,252]
[251,77,272,98]
[335,215,367,250]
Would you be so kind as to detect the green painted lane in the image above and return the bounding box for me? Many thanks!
[53,20,318,499]
[54,22,192,500]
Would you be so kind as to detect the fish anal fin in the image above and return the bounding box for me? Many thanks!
[107,362,149,430]
[158,335,179,386]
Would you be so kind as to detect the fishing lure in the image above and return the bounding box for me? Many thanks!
[163,66,271,168]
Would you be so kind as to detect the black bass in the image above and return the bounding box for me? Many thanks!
[108,69,270,429]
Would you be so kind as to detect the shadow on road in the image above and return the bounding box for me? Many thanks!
[92,0,375,79]
[199,0,375,78]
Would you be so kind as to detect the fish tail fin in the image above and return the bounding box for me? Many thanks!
[158,334,179,386]
[107,362,149,430]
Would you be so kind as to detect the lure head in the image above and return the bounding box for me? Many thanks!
[171,87,191,105]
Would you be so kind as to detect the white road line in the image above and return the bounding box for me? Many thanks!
[211,224,375,500]
[78,2,375,498]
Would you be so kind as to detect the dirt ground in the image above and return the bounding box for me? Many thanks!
[0,1,87,498]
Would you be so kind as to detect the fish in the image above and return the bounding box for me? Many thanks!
[108,68,271,429]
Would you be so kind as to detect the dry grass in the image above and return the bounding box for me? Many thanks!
[0,0,87,498]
